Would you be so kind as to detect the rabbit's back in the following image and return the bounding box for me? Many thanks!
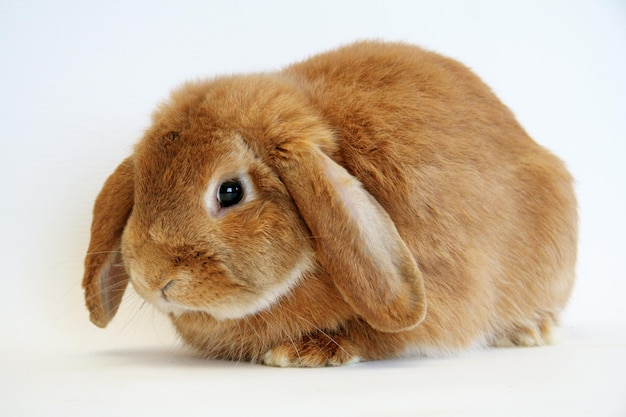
[286,41,577,349]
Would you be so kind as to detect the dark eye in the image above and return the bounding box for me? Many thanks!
[218,179,244,208]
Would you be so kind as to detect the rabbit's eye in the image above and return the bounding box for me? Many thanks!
[218,179,244,208]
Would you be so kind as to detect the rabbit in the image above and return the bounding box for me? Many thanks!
[82,41,577,367]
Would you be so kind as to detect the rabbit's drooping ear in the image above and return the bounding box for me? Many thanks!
[272,144,427,332]
[82,158,134,328]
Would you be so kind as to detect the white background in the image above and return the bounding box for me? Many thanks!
[1,1,625,416]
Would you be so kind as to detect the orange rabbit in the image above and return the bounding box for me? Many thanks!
[83,41,577,367]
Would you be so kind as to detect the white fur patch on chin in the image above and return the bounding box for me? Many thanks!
[150,296,190,318]
[146,254,314,321]
[207,254,314,320]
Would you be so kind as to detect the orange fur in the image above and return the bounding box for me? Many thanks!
[83,41,577,366]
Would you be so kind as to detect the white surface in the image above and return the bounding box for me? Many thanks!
[3,323,626,417]
[1,1,625,416]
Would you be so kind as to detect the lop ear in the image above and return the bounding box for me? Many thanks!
[82,158,134,328]
[272,144,427,332]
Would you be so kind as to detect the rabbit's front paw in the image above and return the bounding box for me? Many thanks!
[492,312,556,347]
[262,332,361,367]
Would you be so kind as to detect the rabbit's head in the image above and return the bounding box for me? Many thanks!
[83,75,427,333]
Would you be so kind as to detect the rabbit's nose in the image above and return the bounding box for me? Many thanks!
[160,279,176,301]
